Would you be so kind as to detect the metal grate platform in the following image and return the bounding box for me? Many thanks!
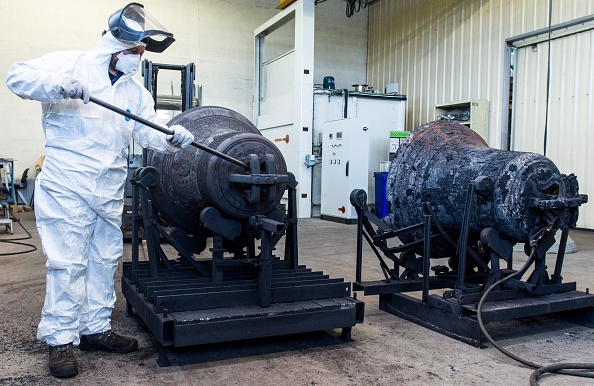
[123,260,364,348]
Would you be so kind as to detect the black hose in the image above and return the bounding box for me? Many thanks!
[0,208,37,256]
[530,363,594,385]
[343,89,349,118]
[476,248,594,385]
[346,0,356,17]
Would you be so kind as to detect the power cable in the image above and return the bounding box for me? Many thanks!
[543,0,553,156]
[346,0,356,17]
[0,207,37,256]
[346,0,369,17]
[476,247,594,385]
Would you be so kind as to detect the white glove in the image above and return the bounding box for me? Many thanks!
[167,124,194,148]
[57,78,90,104]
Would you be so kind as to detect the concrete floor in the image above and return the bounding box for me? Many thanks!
[1,210,594,385]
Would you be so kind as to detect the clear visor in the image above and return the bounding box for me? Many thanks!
[108,3,175,52]
[120,3,170,41]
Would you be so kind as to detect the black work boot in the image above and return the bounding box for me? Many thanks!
[79,330,138,353]
[48,343,78,378]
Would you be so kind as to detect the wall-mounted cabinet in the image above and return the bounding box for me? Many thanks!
[435,99,489,141]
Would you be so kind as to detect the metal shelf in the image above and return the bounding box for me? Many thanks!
[435,99,489,141]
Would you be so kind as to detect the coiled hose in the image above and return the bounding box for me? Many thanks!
[0,207,37,256]
[476,248,594,385]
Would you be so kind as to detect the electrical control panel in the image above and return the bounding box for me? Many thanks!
[319,118,370,222]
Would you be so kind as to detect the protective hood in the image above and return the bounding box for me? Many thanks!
[88,32,143,81]
[107,2,174,53]
[97,31,144,54]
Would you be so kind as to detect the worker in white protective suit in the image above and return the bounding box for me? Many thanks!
[5,3,193,379]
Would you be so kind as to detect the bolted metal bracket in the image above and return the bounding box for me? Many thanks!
[229,154,290,204]
[130,166,160,188]
[248,215,286,234]
[200,207,243,241]
[473,176,494,196]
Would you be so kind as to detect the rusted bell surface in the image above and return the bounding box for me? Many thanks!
[387,121,587,257]
[147,106,288,234]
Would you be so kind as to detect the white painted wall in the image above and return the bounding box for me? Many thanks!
[0,0,368,179]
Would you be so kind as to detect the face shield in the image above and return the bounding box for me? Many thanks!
[107,2,175,53]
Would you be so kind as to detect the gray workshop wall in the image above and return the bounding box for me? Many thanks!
[366,0,593,147]
[0,0,367,178]
[512,24,594,229]
[366,0,594,229]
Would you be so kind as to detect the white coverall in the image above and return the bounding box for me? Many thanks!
[6,33,182,346]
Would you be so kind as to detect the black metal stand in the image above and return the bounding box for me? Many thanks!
[123,170,364,365]
[350,183,594,347]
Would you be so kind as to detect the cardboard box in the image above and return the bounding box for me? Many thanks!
[10,204,24,213]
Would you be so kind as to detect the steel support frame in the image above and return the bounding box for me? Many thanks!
[379,290,594,348]
[122,273,363,349]
[351,187,594,347]
[123,171,364,364]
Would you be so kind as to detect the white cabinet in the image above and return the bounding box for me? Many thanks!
[319,119,370,223]
[312,91,406,213]
[435,99,489,140]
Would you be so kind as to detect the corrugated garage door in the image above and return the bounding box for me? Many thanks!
[511,22,594,229]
